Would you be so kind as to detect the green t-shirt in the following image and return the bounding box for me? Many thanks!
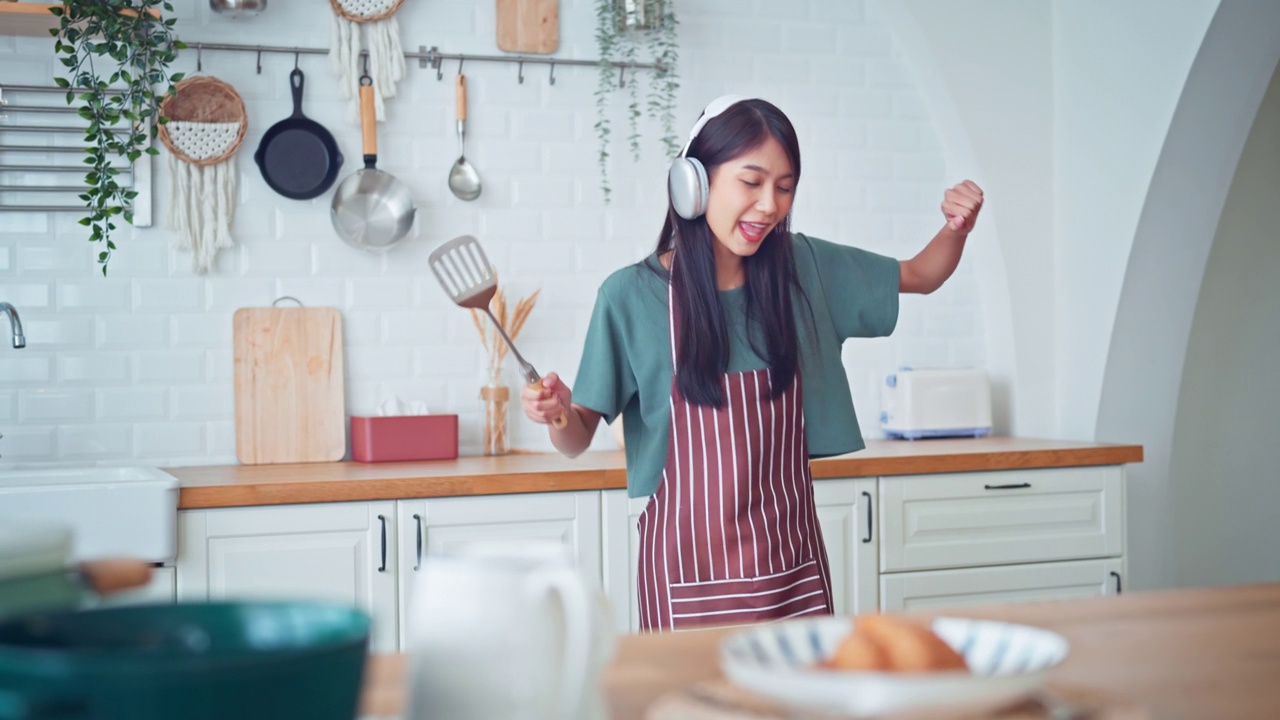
[573,232,900,497]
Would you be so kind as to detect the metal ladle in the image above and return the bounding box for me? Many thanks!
[448,73,482,201]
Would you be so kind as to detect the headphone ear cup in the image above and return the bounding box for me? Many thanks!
[668,157,709,220]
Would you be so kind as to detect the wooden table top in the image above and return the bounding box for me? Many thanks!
[359,582,1280,720]
[167,437,1143,509]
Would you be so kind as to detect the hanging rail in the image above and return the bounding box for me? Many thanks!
[184,41,662,85]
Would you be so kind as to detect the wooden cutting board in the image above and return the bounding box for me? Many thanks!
[496,0,559,55]
[233,307,346,465]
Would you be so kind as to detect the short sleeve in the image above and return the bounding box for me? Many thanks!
[571,286,638,423]
[803,235,900,339]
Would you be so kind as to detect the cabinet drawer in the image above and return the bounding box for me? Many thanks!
[881,557,1124,611]
[880,466,1123,572]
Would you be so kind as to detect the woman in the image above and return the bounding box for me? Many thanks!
[521,96,983,631]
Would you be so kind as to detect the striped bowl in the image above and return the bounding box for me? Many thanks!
[719,616,1069,717]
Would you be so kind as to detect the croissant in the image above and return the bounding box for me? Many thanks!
[823,614,968,673]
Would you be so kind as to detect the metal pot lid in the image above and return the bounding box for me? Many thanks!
[0,519,72,581]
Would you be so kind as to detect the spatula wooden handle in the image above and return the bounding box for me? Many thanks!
[78,558,154,596]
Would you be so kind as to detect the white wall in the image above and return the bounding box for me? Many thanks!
[0,0,978,465]
[1169,60,1280,588]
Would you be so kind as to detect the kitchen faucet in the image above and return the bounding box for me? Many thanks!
[0,302,25,348]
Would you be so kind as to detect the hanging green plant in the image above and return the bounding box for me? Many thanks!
[594,0,679,203]
[50,0,185,275]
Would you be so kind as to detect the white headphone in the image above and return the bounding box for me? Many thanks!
[668,94,758,220]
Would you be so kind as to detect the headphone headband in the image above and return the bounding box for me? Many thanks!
[678,94,758,157]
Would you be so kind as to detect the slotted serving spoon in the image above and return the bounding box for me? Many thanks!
[429,235,567,429]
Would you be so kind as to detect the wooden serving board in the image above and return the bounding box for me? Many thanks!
[645,680,1147,720]
[496,0,558,54]
[233,307,346,465]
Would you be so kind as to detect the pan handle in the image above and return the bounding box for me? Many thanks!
[360,79,377,167]
[289,67,306,118]
[455,74,467,122]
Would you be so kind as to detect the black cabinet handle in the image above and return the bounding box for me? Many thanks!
[984,482,1032,490]
[861,491,873,544]
[413,513,423,571]
[1110,570,1122,595]
[377,514,387,573]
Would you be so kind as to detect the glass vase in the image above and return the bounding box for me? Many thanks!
[479,363,510,456]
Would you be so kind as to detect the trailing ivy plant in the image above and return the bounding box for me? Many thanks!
[50,0,185,275]
[594,0,679,203]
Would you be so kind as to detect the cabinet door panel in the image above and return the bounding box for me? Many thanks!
[881,467,1123,572]
[880,558,1125,611]
[177,502,398,653]
[814,478,878,616]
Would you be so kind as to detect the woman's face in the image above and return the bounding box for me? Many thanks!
[704,135,796,262]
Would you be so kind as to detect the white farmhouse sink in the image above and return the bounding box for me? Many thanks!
[0,467,179,563]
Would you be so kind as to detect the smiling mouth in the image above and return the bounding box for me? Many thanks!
[739,221,770,243]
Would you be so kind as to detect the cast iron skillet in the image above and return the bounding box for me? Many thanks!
[255,68,344,200]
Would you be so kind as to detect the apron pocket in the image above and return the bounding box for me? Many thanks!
[667,560,830,630]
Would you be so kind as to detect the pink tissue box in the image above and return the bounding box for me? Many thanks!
[350,415,458,463]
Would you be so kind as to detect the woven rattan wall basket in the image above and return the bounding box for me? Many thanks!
[159,76,247,273]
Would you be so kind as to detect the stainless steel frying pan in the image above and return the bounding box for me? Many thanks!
[330,77,415,252]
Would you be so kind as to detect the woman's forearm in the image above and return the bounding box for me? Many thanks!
[900,225,967,294]
[549,404,602,458]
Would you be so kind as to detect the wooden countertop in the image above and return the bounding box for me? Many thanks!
[166,437,1143,510]
[358,582,1280,720]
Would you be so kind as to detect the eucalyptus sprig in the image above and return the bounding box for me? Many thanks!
[50,0,185,275]
[594,0,680,203]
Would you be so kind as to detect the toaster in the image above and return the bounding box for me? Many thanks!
[880,368,992,440]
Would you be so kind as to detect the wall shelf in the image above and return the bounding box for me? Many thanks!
[0,3,161,39]
[0,3,60,38]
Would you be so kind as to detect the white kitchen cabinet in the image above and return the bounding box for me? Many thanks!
[813,478,879,616]
[396,491,601,650]
[879,466,1124,573]
[176,501,399,653]
[602,479,878,633]
[880,557,1126,611]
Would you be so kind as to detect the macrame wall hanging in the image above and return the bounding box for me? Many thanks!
[158,76,247,273]
[329,0,407,123]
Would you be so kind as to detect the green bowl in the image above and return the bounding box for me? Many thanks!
[0,601,370,720]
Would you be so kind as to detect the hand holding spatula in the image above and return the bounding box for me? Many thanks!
[429,235,568,429]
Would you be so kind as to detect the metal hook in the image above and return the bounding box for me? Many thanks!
[294,52,300,70]
[361,51,370,78]
[196,43,203,73]
[457,57,464,74]
[256,49,263,75]
[517,60,525,85]
[618,65,626,89]
[548,61,556,86]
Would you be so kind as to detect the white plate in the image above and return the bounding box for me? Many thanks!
[719,616,1069,718]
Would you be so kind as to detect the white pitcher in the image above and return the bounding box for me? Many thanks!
[404,542,614,720]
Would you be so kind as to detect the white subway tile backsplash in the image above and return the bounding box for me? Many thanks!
[21,317,94,349]
[58,281,131,311]
[133,422,205,457]
[20,389,93,422]
[205,279,279,311]
[18,244,90,274]
[172,314,232,348]
[59,353,130,384]
[172,386,233,421]
[97,316,167,348]
[0,247,11,271]
[0,426,55,461]
[97,387,167,420]
[783,25,839,55]
[4,284,51,308]
[241,241,315,276]
[347,278,414,310]
[0,394,11,422]
[134,352,206,384]
[57,424,131,459]
[135,279,204,311]
[0,356,52,384]
[347,346,414,380]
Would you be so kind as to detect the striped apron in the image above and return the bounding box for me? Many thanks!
[636,280,834,632]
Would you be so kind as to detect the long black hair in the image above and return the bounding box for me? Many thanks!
[656,99,808,408]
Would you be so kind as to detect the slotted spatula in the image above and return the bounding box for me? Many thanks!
[429,235,568,429]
